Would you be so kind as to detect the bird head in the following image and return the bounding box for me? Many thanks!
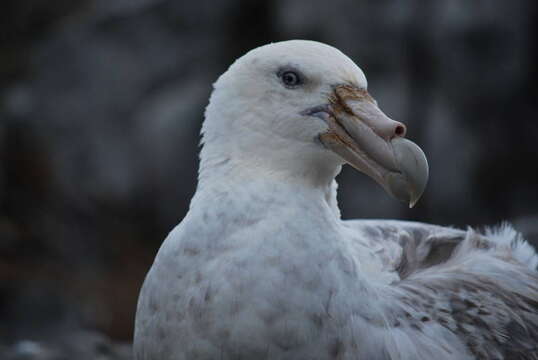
[203,40,428,207]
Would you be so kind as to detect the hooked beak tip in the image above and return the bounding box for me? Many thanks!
[386,137,429,207]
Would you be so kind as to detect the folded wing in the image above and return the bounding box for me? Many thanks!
[346,220,538,359]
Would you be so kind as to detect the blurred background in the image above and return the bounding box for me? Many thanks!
[1,0,537,358]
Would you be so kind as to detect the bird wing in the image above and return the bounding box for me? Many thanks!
[345,220,538,359]
[343,220,468,279]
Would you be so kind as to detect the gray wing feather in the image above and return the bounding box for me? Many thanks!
[346,220,538,359]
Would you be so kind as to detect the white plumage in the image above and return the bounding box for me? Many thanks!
[134,40,538,360]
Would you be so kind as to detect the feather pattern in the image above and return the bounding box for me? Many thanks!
[348,221,538,359]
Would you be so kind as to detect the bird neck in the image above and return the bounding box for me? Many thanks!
[193,141,342,220]
[198,130,343,184]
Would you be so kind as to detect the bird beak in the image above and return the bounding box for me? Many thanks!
[314,85,428,207]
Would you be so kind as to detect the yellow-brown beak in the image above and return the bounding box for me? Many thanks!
[318,85,428,207]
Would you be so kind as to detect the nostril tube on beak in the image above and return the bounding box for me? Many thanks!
[376,119,407,140]
[394,123,406,138]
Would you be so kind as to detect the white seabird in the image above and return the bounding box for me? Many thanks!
[134,40,538,360]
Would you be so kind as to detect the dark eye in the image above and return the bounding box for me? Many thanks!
[280,71,302,87]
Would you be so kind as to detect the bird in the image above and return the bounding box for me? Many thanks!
[133,40,538,360]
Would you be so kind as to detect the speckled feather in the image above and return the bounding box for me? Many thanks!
[133,41,538,360]
[350,220,538,359]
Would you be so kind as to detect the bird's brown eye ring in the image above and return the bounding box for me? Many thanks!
[281,71,301,87]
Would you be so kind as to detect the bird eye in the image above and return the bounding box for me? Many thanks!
[280,71,302,87]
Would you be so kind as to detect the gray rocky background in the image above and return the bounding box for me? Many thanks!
[1,0,537,358]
